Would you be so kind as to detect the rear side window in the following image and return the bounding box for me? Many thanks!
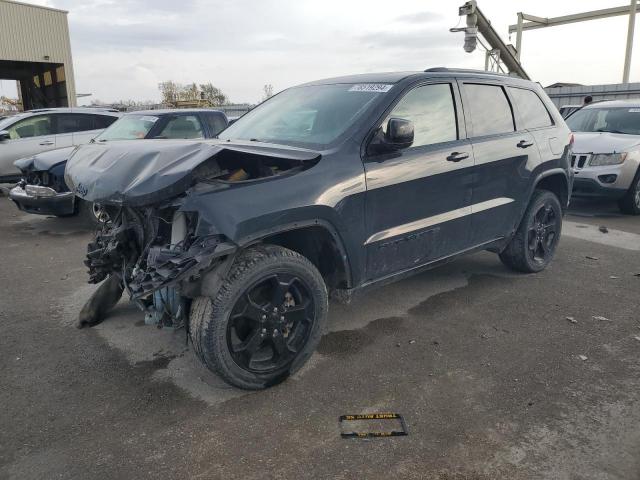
[464,84,514,137]
[384,83,458,147]
[203,113,227,136]
[56,114,95,134]
[508,87,553,129]
[94,115,118,129]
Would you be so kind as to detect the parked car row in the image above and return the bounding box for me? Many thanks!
[6,108,229,223]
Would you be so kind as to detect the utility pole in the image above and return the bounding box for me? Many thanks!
[623,0,637,83]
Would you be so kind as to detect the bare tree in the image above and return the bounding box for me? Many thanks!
[158,81,180,104]
[199,83,228,106]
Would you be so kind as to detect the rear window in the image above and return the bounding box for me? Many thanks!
[508,87,553,129]
[203,113,227,136]
[464,84,515,137]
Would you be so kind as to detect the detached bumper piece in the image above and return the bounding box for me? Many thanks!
[9,184,75,216]
[129,236,236,299]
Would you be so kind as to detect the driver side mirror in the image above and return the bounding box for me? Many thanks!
[0,130,10,141]
[368,118,414,156]
[385,118,414,150]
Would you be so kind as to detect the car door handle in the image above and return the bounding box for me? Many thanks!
[446,152,469,162]
[517,140,534,148]
[39,140,54,146]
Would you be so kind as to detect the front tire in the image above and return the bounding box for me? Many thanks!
[618,170,640,215]
[189,245,328,390]
[78,200,110,226]
[499,190,563,273]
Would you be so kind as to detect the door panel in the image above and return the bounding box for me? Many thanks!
[469,132,539,243]
[0,114,56,177]
[459,81,542,244]
[72,129,101,145]
[363,80,472,281]
[364,140,474,280]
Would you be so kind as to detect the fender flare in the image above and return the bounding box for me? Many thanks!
[238,218,354,289]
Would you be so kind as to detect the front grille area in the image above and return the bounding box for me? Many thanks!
[571,154,590,170]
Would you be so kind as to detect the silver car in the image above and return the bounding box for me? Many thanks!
[566,100,640,215]
[0,107,121,181]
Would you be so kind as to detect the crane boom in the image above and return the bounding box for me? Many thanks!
[453,1,529,80]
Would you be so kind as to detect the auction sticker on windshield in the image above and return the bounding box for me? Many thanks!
[348,84,393,93]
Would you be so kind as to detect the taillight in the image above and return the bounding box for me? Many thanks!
[569,133,574,146]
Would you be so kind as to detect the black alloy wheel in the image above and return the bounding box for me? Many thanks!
[527,202,559,266]
[227,272,315,374]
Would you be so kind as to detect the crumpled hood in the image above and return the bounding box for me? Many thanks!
[14,146,76,173]
[64,139,321,206]
[572,132,640,154]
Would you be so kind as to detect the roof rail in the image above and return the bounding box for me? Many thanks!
[424,67,510,77]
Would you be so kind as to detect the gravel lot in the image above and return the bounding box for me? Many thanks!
[1,192,639,480]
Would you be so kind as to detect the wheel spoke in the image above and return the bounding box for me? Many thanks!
[272,333,295,356]
[233,293,265,323]
[283,301,312,325]
[528,232,539,252]
[539,238,549,254]
[232,329,263,354]
[270,274,296,306]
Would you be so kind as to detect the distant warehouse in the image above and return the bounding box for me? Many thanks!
[545,82,640,109]
[0,0,76,109]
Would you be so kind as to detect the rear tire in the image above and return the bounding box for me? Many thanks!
[189,245,328,390]
[499,190,563,273]
[617,170,640,215]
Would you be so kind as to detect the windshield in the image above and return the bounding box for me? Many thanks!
[218,83,388,149]
[566,107,640,135]
[95,114,159,141]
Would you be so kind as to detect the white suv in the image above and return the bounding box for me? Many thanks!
[0,107,121,182]
[566,100,640,214]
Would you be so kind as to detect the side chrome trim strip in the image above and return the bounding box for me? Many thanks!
[365,197,514,245]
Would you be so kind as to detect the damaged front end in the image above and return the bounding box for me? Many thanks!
[85,204,235,328]
[68,139,320,328]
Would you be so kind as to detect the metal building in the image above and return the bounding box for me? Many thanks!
[0,0,76,109]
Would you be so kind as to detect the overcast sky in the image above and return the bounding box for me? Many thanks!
[0,0,638,104]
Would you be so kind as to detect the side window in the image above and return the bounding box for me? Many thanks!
[7,115,53,139]
[158,115,205,139]
[383,83,458,147]
[94,115,119,129]
[203,113,227,136]
[55,114,95,134]
[508,87,553,129]
[464,84,515,137]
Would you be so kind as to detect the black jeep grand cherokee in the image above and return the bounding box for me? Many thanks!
[65,68,573,389]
